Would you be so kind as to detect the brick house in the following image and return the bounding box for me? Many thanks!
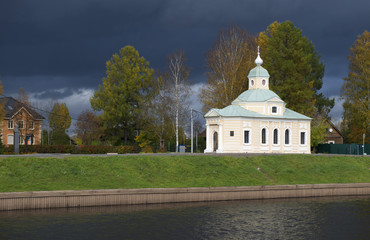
[0,97,44,146]
[324,120,344,144]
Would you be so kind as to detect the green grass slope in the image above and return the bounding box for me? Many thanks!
[0,155,369,192]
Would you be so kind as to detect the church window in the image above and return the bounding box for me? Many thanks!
[272,106,277,113]
[244,130,250,144]
[261,128,266,144]
[230,131,234,136]
[300,132,306,145]
[262,79,266,86]
[251,80,254,86]
[285,129,290,145]
[273,129,278,145]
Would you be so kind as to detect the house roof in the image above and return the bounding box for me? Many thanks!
[205,104,311,120]
[233,89,282,103]
[0,97,45,120]
[326,120,344,137]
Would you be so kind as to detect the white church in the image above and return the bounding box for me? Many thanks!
[204,49,311,154]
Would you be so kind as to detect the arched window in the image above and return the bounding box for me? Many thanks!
[285,129,290,145]
[261,128,266,144]
[273,129,278,144]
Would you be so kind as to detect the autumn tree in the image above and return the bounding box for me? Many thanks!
[200,25,258,112]
[259,21,334,117]
[90,45,155,145]
[145,72,176,151]
[166,50,191,151]
[48,102,71,145]
[139,51,191,152]
[74,110,103,145]
[0,79,4,151]
[18,87,29,105]
[341,30,370,143]
[0,79,4,121]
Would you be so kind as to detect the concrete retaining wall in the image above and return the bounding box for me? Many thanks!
[0,183,369,211]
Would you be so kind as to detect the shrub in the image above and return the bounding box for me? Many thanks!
[1,145,140,154]
[117,145,138,154]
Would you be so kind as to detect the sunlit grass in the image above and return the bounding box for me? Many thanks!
[0,154,368,192]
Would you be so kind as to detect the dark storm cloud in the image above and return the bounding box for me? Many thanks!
[0,0,369,119]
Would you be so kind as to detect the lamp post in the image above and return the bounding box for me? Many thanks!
[14,123,19,154]
[363,133,366,155]
[191,108,193,153]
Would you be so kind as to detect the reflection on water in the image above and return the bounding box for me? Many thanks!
[0,196,369,240]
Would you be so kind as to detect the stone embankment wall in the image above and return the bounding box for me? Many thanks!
[0,183,369,211]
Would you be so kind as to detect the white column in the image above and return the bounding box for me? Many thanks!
[204,124,212,153]
[216,124,223,153]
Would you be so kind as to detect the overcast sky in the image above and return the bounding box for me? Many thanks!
[0,0,369,124]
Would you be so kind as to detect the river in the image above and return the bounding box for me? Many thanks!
[0,196,369,239]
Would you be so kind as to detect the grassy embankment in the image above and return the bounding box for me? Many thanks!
[0,154,369,192]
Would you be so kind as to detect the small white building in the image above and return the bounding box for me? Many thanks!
[204,50,311,154]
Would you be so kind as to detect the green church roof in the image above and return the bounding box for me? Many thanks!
[207,105,311,120]
[248,66,270,78]
[233,89,282,103]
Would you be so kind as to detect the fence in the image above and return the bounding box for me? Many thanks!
[317,144,370,155]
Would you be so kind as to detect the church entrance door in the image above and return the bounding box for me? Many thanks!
[213,132,218,152]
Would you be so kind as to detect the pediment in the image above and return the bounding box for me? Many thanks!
[204,109,220,117]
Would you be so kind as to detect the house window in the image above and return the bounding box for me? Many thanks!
[285,129,290,145]
[261,128,267,144]
[230,131,234,137]
[273,129,279,145]
[7,135,14,145]
[18,120,24,129]
[272,106,277,113]
[29,121,34,130]
[244,130,250,144]
[20,135,25,145]
[8,120,14,129]
[300,132,306,145]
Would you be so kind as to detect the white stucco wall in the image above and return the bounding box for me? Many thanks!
[205,117,311,154]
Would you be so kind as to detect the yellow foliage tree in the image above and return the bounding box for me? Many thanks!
[200,25,257,113]
[341,30,370,143]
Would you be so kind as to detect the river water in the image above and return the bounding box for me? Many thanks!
[0,196,369,240]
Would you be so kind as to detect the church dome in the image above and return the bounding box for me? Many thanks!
[247,46,270,78]
[248,66,270,78]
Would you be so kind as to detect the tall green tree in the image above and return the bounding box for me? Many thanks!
[48,102,71,145]
[200,25,257,112]
[259,21,334,117]
[259,21,334,148]
[341,30,370,144]
[90,45,155,145]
